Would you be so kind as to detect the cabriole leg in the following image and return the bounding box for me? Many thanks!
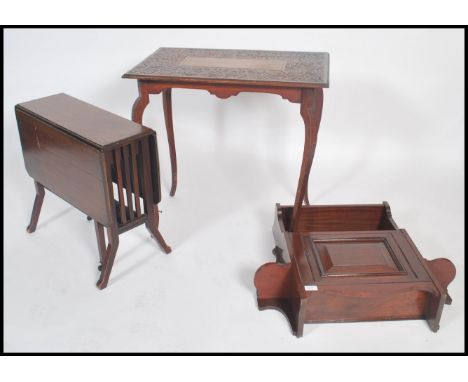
[162,89,178,197]
[131,80,150,125]
[290,88,324,230]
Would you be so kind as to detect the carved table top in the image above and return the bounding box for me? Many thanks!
[123,48,329,88]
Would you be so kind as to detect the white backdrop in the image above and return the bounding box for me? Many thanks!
[4,28,464,352]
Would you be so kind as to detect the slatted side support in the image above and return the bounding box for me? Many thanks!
[122,145,135,220]
[130,141,142,217]
[140,137,154,217]
[110,139,152,227]
[113,147,127,224]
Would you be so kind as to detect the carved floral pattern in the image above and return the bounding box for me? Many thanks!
[123,48,329,87]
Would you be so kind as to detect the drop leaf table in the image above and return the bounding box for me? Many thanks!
[16,93,171,289]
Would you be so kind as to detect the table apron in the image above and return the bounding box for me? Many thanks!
[137,80,303,104]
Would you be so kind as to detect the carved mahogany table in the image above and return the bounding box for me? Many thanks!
[123,47,329,208]
[16,93,171,289]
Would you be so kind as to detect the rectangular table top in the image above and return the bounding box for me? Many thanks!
[16,93,153,150]
[123,47,329,88]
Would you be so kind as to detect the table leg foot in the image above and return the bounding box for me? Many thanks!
[149,227,172,254]
[96,225,119,290]
[27,181,45,233]
[146,207,172,254]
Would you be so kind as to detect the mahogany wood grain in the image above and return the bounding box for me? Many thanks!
[304,286,429,323]
[281,204,399,233]
[254,262,304,336]
[16,109,105,179]
[17,93,153,150]
[17,108,111,225]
